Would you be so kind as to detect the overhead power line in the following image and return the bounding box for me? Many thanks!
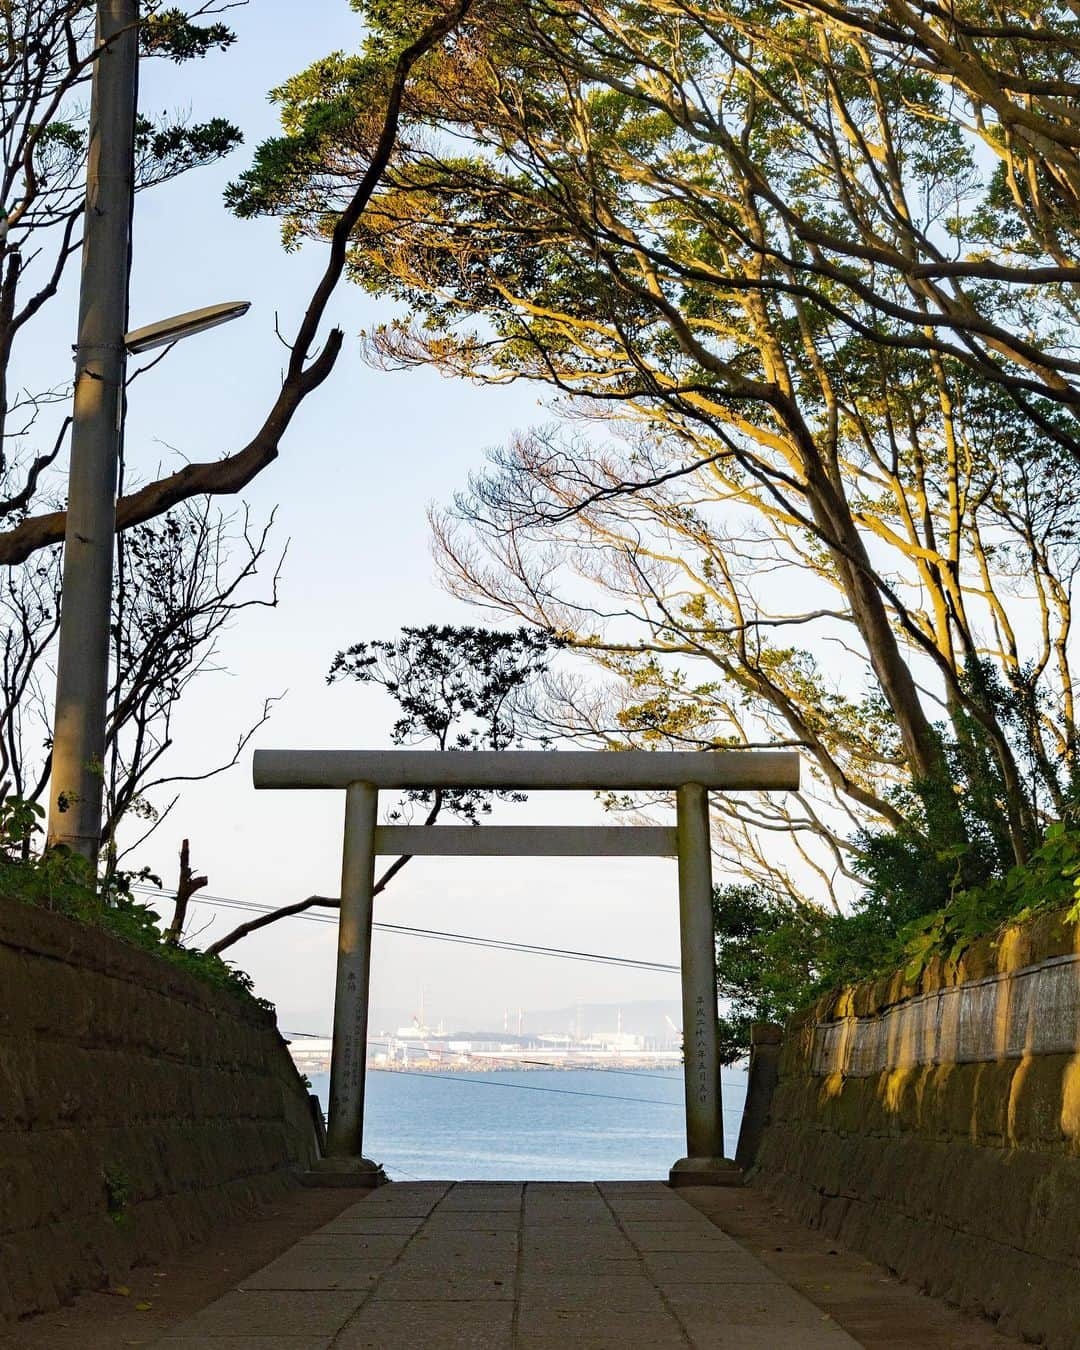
[132,884,681,974]
[368,1066,682,1108]
[382,1070,746,1115]
[376,921,679,973]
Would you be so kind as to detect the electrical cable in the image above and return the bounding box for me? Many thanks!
[378,922,679,973]
[135,893,711,1096]
[132,884,681,974]
[366,1066,682,1107]
[132,881,746,1122]
[515,1058,681,1081]
[382,1163,423,1180]
[361,1065,745,1115]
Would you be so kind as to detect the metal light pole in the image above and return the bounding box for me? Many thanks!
[47,0,139,859]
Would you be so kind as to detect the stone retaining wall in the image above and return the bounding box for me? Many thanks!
[755,906,1080,1348]
[0,898,318,1323]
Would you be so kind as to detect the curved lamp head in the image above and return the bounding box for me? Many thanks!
[124,300,251,355]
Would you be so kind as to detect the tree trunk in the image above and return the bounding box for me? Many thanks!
[166,838,207,946]
[800,459,966,841]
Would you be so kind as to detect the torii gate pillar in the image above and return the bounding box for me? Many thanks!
[324,782,382,1173]
[669,782,738,1186]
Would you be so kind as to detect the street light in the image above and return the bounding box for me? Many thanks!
[49,2,256,866]
[48,297,250,863]
[49,297,250,863]
[124,301,252,355]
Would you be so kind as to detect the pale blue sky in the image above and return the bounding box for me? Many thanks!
[105,0,686,1033]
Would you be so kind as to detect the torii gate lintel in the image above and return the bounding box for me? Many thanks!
[252,749,800,1189]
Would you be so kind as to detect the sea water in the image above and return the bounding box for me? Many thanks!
[309,1067,748,1181]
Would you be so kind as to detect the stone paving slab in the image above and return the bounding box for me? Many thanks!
[409,1230,520,1252]
[336,1300,514,1349]
[152,1180,862,1349]
[681,1327,859,1350]
[237,1257,386,1292]
[294,1233,411,1259]
[373,1272,516,1301]
[311,1214,424,1235]
[517,1277,663,1310]
[641,1250,790,1284]
[155,1289,361,1338]
[665,1280,846,1322]
[519,1255,643,1278]
[423,1214,522,1231]
[621,1227,740,1252]
[515,1308,688,1348]
[156,1340,335,1350]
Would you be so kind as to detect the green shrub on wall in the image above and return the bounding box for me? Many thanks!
[0,798,269,1010]
[715,821,1080,1061]
[900,821,1080,978]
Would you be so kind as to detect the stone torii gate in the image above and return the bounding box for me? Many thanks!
[253,749,800,1186]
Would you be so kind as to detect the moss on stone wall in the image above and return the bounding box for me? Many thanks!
[0,898,317,1323]
[755,904,1080,1349]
